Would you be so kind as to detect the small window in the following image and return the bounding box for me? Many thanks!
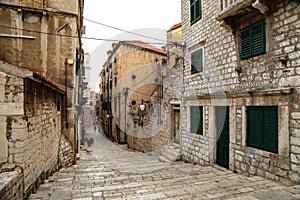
[190,106,203,135]
[247,106,278,153]
[90,102,93,106]
[114,76,117,86]
[240,19,266,60]
[162,58,167,66]
[191,49,203,74]
[131,75,136,80]
[190,0,202,25]
[114,97,117,112]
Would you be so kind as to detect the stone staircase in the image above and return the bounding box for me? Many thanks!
[158,143,181,163]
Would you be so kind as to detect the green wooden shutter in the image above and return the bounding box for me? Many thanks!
[247,106,278,153]
[197,106,203,134]
[262,107,278,153]
[252,19,266,57]
[190,0,195,23]
[240,28,251,59]
[190,0,202,24]
[240,19,266,60]
[195,0,201,21]
[247,107,262,149]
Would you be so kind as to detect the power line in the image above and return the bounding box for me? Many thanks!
[27,0,170,45]
[0,24,167,45]
[83,18,167,44]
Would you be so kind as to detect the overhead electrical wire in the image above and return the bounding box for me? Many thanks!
[20,0,171,45]
[0,24,167,45]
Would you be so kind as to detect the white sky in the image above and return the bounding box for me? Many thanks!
[82,0,182,91]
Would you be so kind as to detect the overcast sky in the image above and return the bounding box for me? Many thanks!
[82,1,182,91]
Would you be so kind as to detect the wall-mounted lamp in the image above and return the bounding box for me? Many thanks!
[106,114,110,118]
[65,58,74,65]
[139,104,146,111]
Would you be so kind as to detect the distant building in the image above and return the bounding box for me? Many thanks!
[99,41,167,146]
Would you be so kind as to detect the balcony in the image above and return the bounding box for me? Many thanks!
[21,0,44,8]
[217,0,269,30]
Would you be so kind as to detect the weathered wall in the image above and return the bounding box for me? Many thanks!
[181,0,300,184]
[0,67,65,195]
[102,42,166,144]
[0,170,24,200]
[20,79,63,192]
[0,2,81,155]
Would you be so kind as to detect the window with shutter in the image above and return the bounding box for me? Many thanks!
[190,0,202,24]
[191,49,203,74]
[240,19,266,60]
[190,106,203,135]
[247,106,278,153]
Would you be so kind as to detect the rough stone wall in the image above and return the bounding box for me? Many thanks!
[58,135,75,168]
[181,0,300,184]
[0,170,23,200]
[0,3,81,156]
[127,61,183,153]
[20,79,63,192]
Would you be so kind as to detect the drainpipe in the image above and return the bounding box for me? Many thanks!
[124,87,129,143]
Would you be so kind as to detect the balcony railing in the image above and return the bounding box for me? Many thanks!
[218,0,253,20]
[220,0,240,11]
[21,0,44,8]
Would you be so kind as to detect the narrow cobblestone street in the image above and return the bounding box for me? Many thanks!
[29,127,300,200]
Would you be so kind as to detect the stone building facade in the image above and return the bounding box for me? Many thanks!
[0,61,68,197]
[99,41,167,146]
[0,0,84,156]
[133,23,184,153]
[181,0,300,185]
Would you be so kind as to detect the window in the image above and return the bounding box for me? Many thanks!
[114,97,117,112]
[247,106,278,153]
[240,19,266,60]
[190,0,202,24]
[191,49,203,74]
[114,76,117,86]
[190,106,203,135]
[90,102,93,106]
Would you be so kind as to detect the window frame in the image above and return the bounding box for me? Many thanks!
[191,48,204,75]
[246,106,278,154]
[240,19,266,60]
[190,106,203,135]
[190,0,202,25]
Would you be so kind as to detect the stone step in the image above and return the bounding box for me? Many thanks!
[159,143,181,163]
[158,155,171,163]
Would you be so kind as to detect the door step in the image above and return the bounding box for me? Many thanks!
[158,143,181,163]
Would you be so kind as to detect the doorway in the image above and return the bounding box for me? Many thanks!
[172,104,180,144]
[215,106,229,169]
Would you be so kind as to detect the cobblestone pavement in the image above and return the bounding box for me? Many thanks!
[29,127,300,200]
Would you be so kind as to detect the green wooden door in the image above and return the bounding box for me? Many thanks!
[216,107,230,169]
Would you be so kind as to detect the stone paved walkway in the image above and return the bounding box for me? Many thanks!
[29,127,300,200]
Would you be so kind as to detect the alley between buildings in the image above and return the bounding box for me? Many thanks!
[29,127,300,200]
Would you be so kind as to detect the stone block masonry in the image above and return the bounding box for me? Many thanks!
[0,169,23,200]
[181,0,300,185]
[0,68,74,199]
